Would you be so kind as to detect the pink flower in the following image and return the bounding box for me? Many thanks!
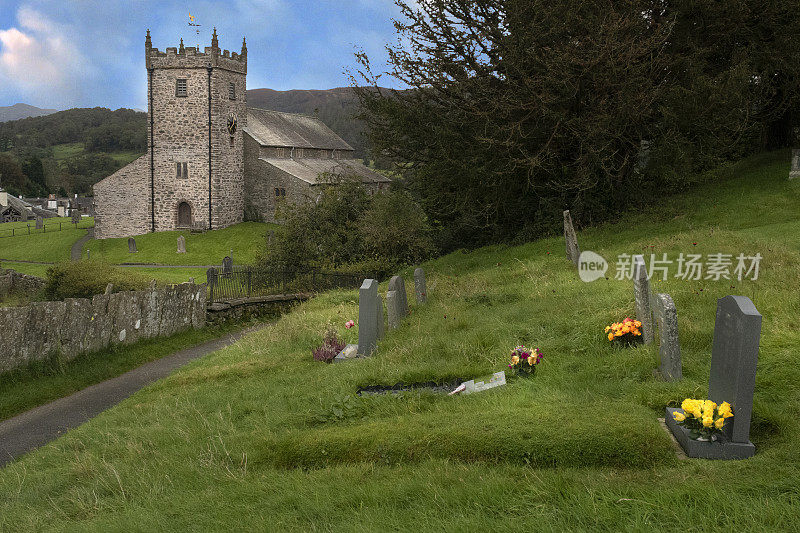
[345,320,355,329]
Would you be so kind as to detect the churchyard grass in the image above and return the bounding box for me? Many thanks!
[0,320,260,422]
[0,151,798,529]
[0,222,91,263]
[83,221,280,266]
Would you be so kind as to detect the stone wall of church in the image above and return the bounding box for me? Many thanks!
[210,68,246,229]
[93,155,150,239]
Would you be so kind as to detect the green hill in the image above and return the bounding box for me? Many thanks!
[0,151,798,529]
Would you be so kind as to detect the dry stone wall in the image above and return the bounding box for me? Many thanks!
[92,155,150,239]
[0,269,46,299]
[0,283,206,374]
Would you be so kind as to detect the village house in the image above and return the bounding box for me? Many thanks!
[92,30,389,239]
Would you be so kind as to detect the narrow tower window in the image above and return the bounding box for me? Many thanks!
[176,162,188,179]
[229,82,236,100]
[176,78,187,97]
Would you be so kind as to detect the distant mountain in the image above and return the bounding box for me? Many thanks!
[247,87,373,159]
[0,103,58,123]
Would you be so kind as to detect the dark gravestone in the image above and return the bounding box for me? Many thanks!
[387,276,408,318]
[35,216,43,230]
[563,210,580,268]
[653,293,681,381]
[414,267,427,304]
[268,230,275,245]
[206,267,218,301]
[376,293,385,340]
[177,235,186,254]
[357,279,379,357]
[128,237,137,253]
[71,210,81,224]
[665,296,761,459]
[790,149,800,179]
[222,256,233,275]
[633,255,654,344]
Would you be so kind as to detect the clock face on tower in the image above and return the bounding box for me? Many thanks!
[227,114,237,135]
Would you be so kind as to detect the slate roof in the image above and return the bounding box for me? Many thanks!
[259,158,391,185]
[245,107,354,151]
[0,193,58,219]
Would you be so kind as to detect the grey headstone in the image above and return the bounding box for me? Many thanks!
[414,267,427,304]
[334,344,359,363]
[128,237,137,253]
[790,149,800,179]
[35,216,43,230]
[357,279,379,357]
[653,293,681,380]
[633,255,654,344]
[563,210,580,267]
[665,296,761,459]
[222,256,233,274]
[86,249,90,260]
[376,293,385,340]
[71,210,81,224]
[177,235,186,253]
[268,230,275,245]
[104,283,114,295]
[386,290,401,330]
[387,276,408,318]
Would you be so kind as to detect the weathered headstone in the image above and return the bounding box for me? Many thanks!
[86,249,90,260]
[665,295,761,459]
[376,293,385,340]
[268,230,275,245]
[35,216,43,230]
[387,276,408,318]
[653,293,681,380]
[414,267,427,304]
[222,256,233,274]
[128,237,137,253]
[357,279,379,357]
[177,235,186,254]
[71,210,81,224]
[633,254,654,344]
[386,290,401,330]
[104,283,114,295]
[790,149,800,179]
[563,210,580,267]
[334,344,358,363]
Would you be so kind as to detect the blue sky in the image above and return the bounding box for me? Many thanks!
[0,0,407,110]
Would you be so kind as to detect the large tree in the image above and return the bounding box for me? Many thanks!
[353,0,800,248]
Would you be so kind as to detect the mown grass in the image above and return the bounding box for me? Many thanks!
[0,320,265,422]
[0,223,90,263]
[83,221,280,266]
[0,150,799,530]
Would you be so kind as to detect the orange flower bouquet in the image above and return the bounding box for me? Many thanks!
[604,317,643,347]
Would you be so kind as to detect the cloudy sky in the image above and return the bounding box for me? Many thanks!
[0,0,407,111]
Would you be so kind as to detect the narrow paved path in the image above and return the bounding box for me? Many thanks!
[70,228,94,261]
[0,324,267,468]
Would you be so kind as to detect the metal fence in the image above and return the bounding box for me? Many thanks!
[0,220,94,239]
[206,265,370,303]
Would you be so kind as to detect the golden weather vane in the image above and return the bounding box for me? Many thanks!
[188,12,201,48]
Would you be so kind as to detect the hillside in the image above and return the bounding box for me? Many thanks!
[0,103,58,123]
[0,151,798,529]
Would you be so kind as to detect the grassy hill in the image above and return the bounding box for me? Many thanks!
[0,151,798,529]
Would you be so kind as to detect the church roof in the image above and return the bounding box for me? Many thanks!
[245,107,354,151]
[259,158,391,185]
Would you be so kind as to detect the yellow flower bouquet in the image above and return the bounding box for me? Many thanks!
[604,317,643,347]
[672,398,734,441]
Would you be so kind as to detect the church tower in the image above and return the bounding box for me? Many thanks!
[144,29,247,231]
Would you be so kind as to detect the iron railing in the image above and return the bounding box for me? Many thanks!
[0,220,94,239]
[206,265,369,303]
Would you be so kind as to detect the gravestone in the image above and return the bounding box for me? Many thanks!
[334,344,359,362]
[665,295,761,459]
[387,276,408,318]
[177,235,186,254]
[128,237,137,253]
[376,293,385,340]
[790,149,800,179]
[563,210,580,267]
[414,267,427,304]
[653,293,681,380]
[71,210,81,224]
[386,290,401,330]
[86,249,90,260]
[457,371,507,395]
[268,230,275,245]
[633,255,654,344]
[35,216,43,230]
[222,256,233,275]
[357,279,379,357]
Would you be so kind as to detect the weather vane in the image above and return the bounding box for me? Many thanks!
[188,13,201,48]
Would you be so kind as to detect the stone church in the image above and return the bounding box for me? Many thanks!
[93,31,389,239]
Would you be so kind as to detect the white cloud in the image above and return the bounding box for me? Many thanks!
[0,6,95,107]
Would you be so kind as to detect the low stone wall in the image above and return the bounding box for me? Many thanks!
[0,269,46,299]
[0,282,206,374]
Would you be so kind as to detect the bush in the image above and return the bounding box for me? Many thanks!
[312,329,346,363]
[44,260,150,300]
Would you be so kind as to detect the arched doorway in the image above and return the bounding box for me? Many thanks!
[177,202,192,228]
